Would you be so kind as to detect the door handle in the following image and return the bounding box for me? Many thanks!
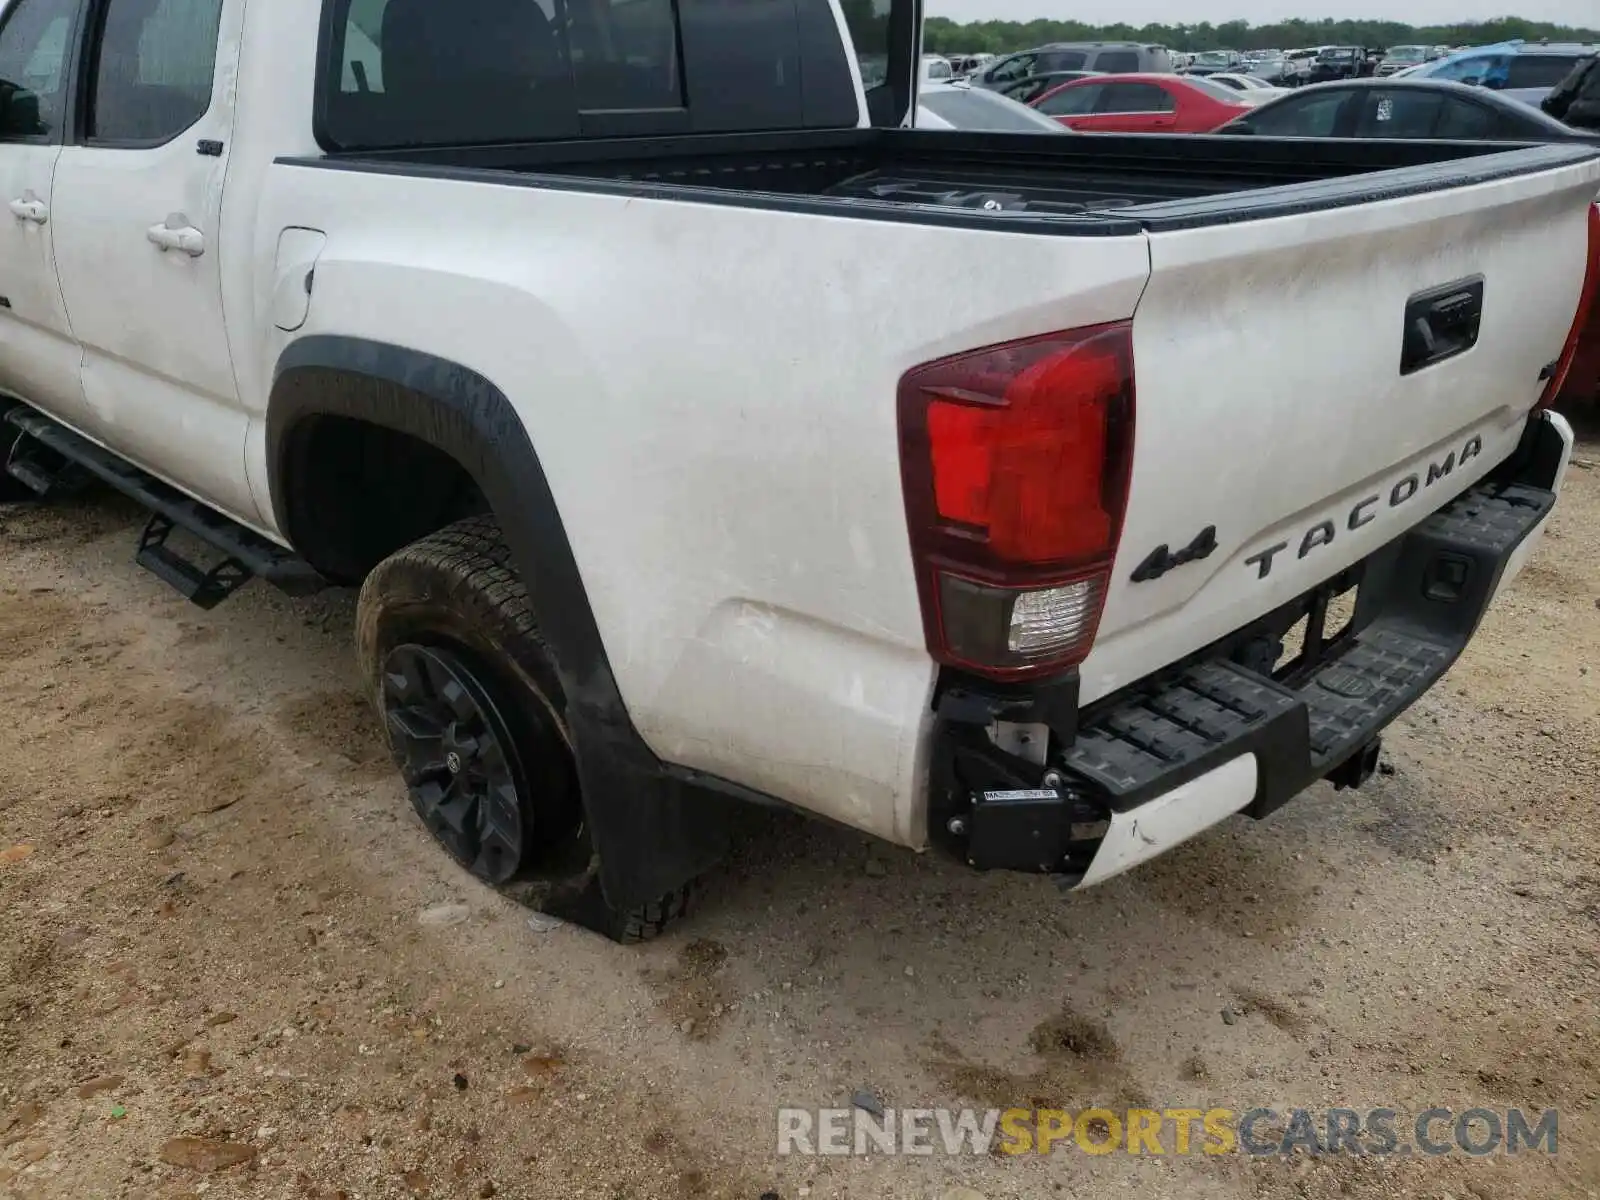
[8,198,47,224]
[147,219,205,257]
[1400,277,1484,375]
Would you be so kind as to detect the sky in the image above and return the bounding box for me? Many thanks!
[926,0,1596,26]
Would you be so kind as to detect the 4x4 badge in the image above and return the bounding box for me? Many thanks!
[1131,525,1218,583]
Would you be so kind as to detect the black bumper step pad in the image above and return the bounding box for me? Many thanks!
[1300,628,1448,765]
[1411,481,1554,556]
[1062,471,1555,815]
[1066,661,1301,802]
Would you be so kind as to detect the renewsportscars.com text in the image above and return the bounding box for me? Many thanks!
[776,1106,1558,1158]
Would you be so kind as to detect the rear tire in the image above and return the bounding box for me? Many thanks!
[356,515,689,940]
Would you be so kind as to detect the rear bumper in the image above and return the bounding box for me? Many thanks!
[930,410,1573,888]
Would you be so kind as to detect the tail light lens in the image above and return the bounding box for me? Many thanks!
[1538,202,1600,410]
[898,322,1135,681]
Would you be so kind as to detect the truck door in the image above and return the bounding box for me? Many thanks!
[0,0,85,423]
[48,0,258,522]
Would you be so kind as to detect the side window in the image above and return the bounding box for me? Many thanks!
[0,0,77,140]
[329,0,698,148]
[1039,50,1087,71]
[985,53,1036,83]
[1091,50,1139,73]
[1433,97,1495,138]
[1429,54,1501,85]
[88,0,226,144]
[1357,90,1443,137]
[1246,91,1349,136]
[1098,82,1174,113]
[1505,55,1581,90]
[1035,83,1100,116]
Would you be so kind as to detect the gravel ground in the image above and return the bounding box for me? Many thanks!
[1,413,1597,1200]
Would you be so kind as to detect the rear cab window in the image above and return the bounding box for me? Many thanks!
[319,0,862,149]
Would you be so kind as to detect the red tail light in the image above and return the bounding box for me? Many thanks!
[1538,202,1600,410]
[898,322,1135,681]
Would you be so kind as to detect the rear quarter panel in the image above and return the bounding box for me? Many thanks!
[250,165,1151,843]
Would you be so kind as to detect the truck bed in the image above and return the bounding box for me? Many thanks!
[303,128,1590,232]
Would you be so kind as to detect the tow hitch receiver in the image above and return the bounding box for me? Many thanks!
[961,773,1108,874]
[966,788,1064,873]
[1324,737,1383,792]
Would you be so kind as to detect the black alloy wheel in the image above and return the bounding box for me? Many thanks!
[381,641,540,886]
[358,516,693,940]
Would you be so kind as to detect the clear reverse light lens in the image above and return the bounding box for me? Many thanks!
[1008,579,1102,659]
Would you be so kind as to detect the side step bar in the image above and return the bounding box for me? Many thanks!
[5,409,325,608]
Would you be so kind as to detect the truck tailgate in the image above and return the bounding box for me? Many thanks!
[1083,148,1600,702]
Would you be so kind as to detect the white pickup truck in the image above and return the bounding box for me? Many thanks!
[0,0,1595,940]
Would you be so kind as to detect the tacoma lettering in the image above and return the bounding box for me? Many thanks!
[1246,435,1487,580]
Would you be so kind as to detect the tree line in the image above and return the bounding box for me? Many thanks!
[919,16,1600,55]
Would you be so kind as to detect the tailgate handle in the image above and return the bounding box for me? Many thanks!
[1400,277,1483,376]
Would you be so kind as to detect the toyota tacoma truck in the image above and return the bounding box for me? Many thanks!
[0,0,1595,941]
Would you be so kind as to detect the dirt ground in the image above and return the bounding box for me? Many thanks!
[1,415,1598,1200]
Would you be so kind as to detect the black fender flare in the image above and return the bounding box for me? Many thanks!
[268,336,736,920]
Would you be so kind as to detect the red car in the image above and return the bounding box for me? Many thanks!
[1030,73,1254,133]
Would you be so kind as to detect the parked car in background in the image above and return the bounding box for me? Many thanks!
[1283,48,1325,85]
[1032,73,1253,132]
[1247,54,1294,85]
[1310,47,1364,82]
[1207,73,1290,102]
[1557,299,1600,408]
[995,70,1103,106]
[1377,44,1436,76]
[1183,50,1241,77]
[916,82,1072,133]
[1216,78,1600,142]
[969,42,1175,89]
[1406,42,1595,109]
[946,54,994,78]
[921,54,955,84]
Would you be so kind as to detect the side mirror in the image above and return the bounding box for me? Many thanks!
[1461,76,1481,87]
[1482,76,1504,90]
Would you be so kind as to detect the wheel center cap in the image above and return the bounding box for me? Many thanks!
[445,751,463,775]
